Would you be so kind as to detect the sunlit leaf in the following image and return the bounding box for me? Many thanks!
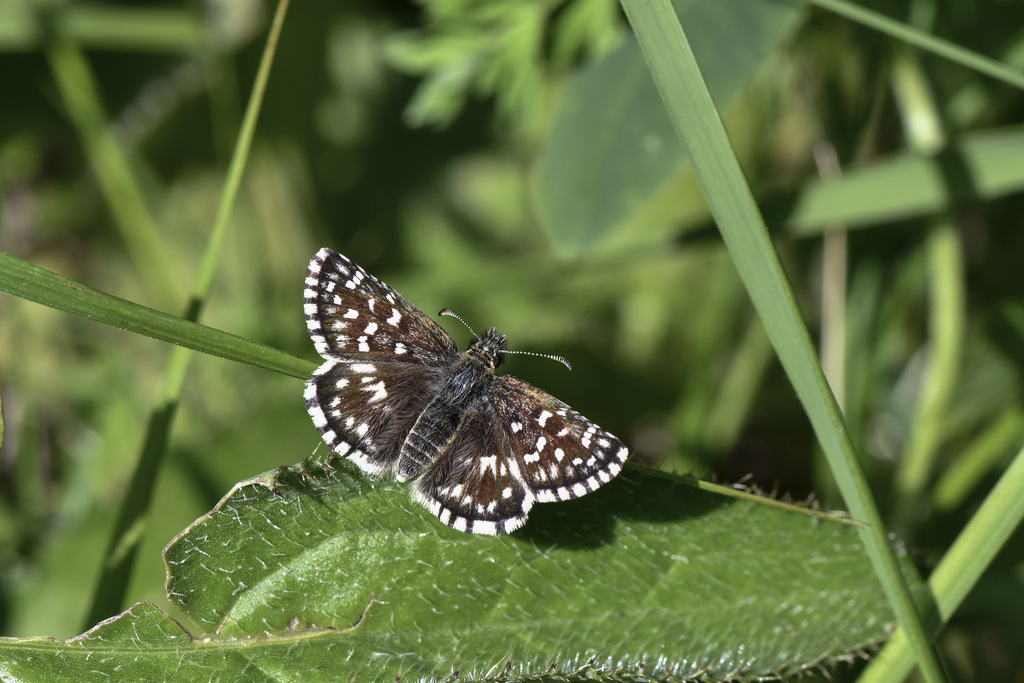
[0,459,923,681]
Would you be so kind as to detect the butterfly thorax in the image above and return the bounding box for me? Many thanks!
[396,334,502,481]
[443,329,504,404]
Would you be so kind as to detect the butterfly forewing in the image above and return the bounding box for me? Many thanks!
[304,248,457,364]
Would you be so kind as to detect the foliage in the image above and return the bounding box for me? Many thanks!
[4,460,922,681]
[1,0,1024,680]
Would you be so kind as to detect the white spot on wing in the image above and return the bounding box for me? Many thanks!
[472,520,497,535]
[478,455,497,475]
[362,380,387,403]
[507,459,523,481]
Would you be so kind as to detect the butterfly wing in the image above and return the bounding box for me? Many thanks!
[304,248,458,363]
[305,359,444,476]
[412,375,629,535]
[495,376,628,504]
[304,248,458,475]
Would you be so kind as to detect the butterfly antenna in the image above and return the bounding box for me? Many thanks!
[503,349,573,371]
[439,308,573,370]
[439,308,479,340]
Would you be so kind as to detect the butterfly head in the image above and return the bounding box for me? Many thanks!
[439,308,572,372]
[468,327,507,369]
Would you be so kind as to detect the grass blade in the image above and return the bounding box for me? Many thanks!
[83,0,292,628]
[859,442,1024,683]
[809,0,1024,90]
[0,251,312,380]
[45,36,179,308]
[619,0,946,679]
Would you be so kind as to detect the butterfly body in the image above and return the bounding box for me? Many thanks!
[304,248,628,534]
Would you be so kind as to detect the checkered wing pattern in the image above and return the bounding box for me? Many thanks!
[304,248,457,364]
[412,403,535,535]
[412,377,628,534]
[304,248,457,475]
[305,359,443,476]
[497,377,628,504]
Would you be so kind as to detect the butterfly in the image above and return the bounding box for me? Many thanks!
[303,248,628,534]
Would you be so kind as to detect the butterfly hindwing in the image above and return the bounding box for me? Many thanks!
[412,402,534,535]
[304,359,443,476]
[495,377,628,504]
[411,377,627,534]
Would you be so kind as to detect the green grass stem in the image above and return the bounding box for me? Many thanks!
[620,1,947,680]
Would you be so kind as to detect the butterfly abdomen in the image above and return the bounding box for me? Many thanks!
[396,356,493,481]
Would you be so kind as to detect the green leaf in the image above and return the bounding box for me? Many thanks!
[535,0,801,253]
[0,460,924,681]
[786,125,1024,235]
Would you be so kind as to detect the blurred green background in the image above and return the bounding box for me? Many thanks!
[1,0,1023,679]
